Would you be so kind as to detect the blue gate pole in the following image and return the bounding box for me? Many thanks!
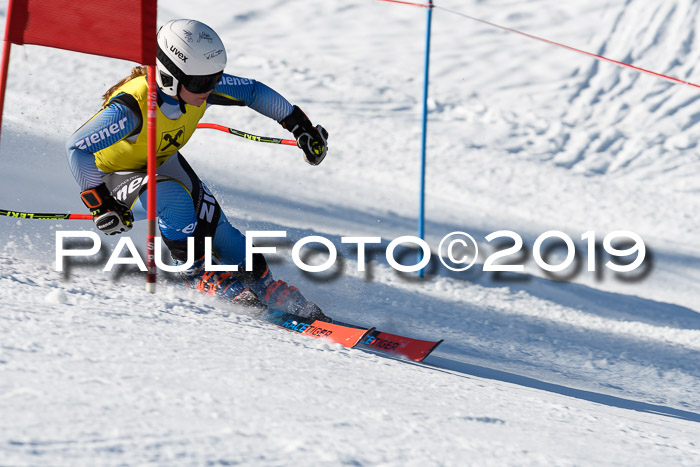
[418,0,433,278]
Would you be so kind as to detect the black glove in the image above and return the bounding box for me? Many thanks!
[80,183,134,235]
[281,105,328,165]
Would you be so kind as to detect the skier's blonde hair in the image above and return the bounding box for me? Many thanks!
[102,66,148,106]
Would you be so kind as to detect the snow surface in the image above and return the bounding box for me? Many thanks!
[1,0,700,465]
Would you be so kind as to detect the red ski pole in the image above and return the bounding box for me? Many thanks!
[196,123,297,146]
[0,209,92,220]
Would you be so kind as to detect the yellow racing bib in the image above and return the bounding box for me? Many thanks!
[94,75,206,172]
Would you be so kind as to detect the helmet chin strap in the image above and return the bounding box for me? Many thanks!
[176,83,187,114]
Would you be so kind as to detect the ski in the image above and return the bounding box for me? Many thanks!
[262,309,373,348]
[250,306,442,360]
[334,321,443,362]
[360,330,443,362]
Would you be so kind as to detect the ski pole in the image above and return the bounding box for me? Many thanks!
[196,123,297,146]
[0,209,92,220]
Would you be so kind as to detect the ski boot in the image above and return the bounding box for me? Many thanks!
[178,257,330,322]
[179,257,264,310]
[249,272,330,322]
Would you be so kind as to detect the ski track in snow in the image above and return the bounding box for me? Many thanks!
[1,0,700,465]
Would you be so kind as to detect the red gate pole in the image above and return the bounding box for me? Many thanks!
[0,0,20,142]
[145,65,157,293]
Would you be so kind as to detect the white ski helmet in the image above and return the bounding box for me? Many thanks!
[156,19,227,97]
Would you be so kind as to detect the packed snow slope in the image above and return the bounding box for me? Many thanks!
[1,0,700,465]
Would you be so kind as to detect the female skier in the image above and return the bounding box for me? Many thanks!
[66,19,329,321]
